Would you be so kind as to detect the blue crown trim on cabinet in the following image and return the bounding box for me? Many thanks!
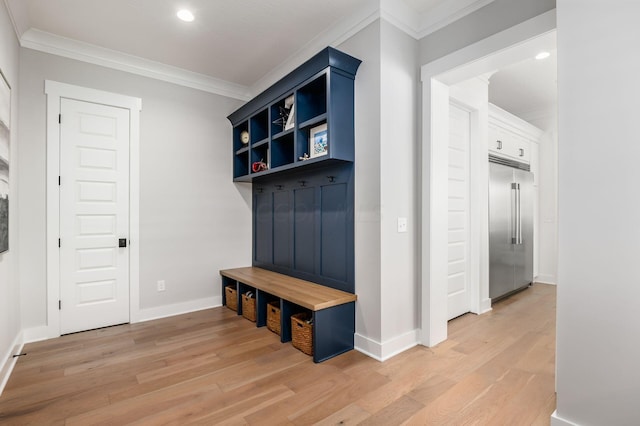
[227,47,361,182]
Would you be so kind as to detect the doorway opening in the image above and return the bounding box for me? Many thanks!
[420,11,557,346]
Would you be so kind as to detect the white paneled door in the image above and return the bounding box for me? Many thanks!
[59,98,130,334]
[447,102,471,320]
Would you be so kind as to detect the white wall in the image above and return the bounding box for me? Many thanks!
[379,20,419,353]
[338,19,421,360]
[525,111,558,284]
[337,21,384,351]
[0,1,22,391]
[18,48,252,331]
[554,1,640,425]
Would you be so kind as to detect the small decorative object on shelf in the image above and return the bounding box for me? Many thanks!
[252,159,268,173]
[309,123,328,158]
[272,106,289,130]
[285,103,295,130]
[298,153,310,161]
[284,95,295,130]
[240,130,249,145]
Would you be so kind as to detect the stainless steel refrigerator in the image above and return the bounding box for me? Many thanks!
[489,156,534,300]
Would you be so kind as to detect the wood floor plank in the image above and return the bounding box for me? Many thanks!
[0,284,557,425]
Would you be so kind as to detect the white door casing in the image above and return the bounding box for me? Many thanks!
[59,99,130,334]
[44,81,141,341]
[447,102,471,320]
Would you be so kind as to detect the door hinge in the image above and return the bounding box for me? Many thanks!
[58,238,61,248]
[58,114,61,124]
[58,176,61,186]
[59,300,61,310]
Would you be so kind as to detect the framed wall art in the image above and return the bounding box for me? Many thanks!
[309,123,328,158]
[0,68,11,253]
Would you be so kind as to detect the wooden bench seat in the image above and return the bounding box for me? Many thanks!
[219,267,357,362]
[219,267,356,311]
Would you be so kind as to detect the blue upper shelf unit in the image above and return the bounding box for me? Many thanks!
[227,47,362,182]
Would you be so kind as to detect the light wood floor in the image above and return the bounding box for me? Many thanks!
[0,283,556,425]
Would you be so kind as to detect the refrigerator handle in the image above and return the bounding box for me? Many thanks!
[511,182,517,244]
[517,183,523,245]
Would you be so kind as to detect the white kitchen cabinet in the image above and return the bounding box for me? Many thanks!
[488,103,542,165]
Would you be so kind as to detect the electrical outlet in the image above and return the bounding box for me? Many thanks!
[157,280,166,292]
[397,217,408,233]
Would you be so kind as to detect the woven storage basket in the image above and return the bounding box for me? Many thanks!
[225,286,237,312]
[266,301,281,335]
[242,293,257,322]
[291,313,313,356]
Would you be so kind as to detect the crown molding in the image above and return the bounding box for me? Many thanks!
[379,0,497,41]
[7,0,498,101]
[380,0,421,39]
[248,2,381,97]
[514,105,557,123]
[417,0,496,38]
[3,0,28,41]
[20,29,252,101]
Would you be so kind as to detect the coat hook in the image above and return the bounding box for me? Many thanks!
[257,188,263,193]
[327,176,335,183]
[299,180,306,187]
[275,184,284,190]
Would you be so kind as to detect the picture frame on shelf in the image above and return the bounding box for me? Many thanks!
[309,123,328,158]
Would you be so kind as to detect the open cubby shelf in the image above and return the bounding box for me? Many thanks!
[228,47,361,182]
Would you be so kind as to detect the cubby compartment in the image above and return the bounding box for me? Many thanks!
[270,94,295,135]
[233,150,249,179]
[233,121,249,152]
[297,72,327,125]
[271,133,295,168]
[251,143,269,174]
[291,311,314,356]
[297,120,328,161]
[266,301,281,335]
[250,109,269,144]
[241,288,257,322]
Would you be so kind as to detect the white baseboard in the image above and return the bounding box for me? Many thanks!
[355,329,419,361]
[0,332,24,396]
[23,325,56,343]
[479,298,492,314]
[535,274,557,285]
[551,410,580,426]
[135,296,221,323]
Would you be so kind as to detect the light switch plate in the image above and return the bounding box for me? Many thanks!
[397,217,407,233]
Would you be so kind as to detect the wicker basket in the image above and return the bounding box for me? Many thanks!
[242,292,257,322]
[225,286,237,312]
[291,313,313,356]
[266,301,281,335]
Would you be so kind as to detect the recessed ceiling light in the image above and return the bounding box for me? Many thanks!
[535,51,550,60]
[177,9,194,22]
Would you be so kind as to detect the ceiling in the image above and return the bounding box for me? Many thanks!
[4,0,496,96]
[4,0,555,115]
[489,49,557,120]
